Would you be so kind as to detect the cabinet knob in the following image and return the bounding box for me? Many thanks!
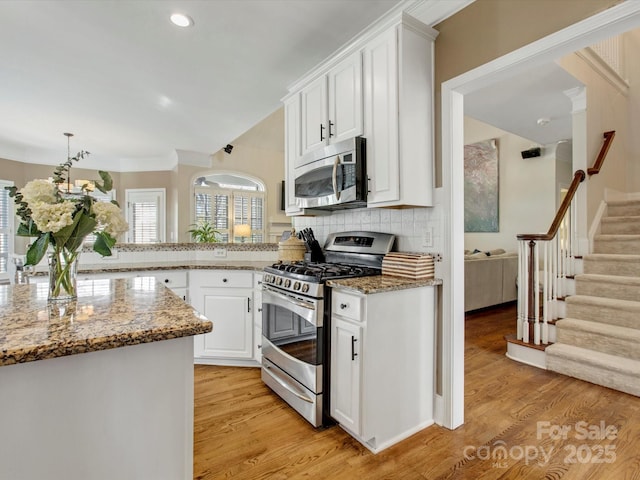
[340,303,348,310]
[222,278,228,283]
[164,278,169,283]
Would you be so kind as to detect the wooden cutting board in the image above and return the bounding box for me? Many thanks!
[382,252,435,280]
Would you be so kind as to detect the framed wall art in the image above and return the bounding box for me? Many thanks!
[464,139,499,232]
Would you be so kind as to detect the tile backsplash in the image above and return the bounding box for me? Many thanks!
[293,204,443,253]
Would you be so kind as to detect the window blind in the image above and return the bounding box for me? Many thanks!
[131,201,159,243]
[126,189,165,243]
[194,186,264,243]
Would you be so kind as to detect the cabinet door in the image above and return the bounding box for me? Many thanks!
[300,75,328,155]
[284,95,303,215]
[196,287,253,359]
[330,317,362,435]
[363,26,400,206]
[328,52,363,144]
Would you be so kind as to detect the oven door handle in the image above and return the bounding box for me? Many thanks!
[263,287,317,312]
[263,362,314,404]
[332,154,341,201]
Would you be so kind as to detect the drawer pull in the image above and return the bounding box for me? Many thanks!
[223,278,228,283]
[164,278,170,283]
[340,303,348,310]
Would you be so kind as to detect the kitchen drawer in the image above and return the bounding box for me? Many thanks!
[136,270,188,289]
[332,290,363,322]
[200,270,253,288]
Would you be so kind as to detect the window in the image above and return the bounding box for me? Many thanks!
[85,189,116,245]
[0,180,14,281]
[193,174,265,243]
[125,189,166,243]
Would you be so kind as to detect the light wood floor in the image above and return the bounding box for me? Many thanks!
[193,303,640,479]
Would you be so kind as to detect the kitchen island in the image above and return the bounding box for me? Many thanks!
[0,278,212,480]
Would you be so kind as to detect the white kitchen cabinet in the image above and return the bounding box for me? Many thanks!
[330,285,436,453]
[283,95,303,215]
[253,273,263,363]
[330,317,362,434]
[300,52,363,156]
[190,270,255,366]
[136,270,188,302]
[76,269,189,300]
[363,16,438,207]
[283,13,437,212]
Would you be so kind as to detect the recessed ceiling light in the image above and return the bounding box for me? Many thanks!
[170,13,194,27]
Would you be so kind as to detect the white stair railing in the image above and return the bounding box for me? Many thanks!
[515,131,615,346]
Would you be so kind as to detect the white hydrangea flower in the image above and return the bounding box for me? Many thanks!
[92,201,129,237]
[30,200,76,233]
[20,179,57,205]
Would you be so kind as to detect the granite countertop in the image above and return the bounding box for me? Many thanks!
[0,278,212,367]
[326,275,442,294]
[76,261,274,274]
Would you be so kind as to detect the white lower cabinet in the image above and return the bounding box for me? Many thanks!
[330,317,362,434]
[330,285,436,453]
[190,270,260,366]
[253,273,264,364]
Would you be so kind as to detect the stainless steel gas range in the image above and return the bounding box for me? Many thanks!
[261,231,395,427]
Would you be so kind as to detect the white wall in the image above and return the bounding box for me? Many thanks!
[625,29,640,193]
[463,116,557,253]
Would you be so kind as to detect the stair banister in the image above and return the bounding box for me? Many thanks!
[515,131,615,346]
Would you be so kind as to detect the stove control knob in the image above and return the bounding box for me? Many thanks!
[301,283,309,293]
[284,279,291,288]
[293,281,301,291]
[276,277,283,286]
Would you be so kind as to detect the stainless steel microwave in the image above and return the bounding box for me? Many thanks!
[294,137,367,210]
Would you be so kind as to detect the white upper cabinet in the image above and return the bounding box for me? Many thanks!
[300,52,363,157]
[283,12,437,213]
[328,53,363,144]
[364,18,437,207]
[283,95,303,215]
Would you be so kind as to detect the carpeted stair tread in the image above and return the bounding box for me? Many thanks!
[593,234,640,254]
[583,253,640,276]
[601,216,640,234]
[555,318,640,360]
[606,199,640,217]
[565,295,640,328]
[546,343,640,396]
[575,274,640,301]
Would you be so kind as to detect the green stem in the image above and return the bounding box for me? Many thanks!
[50,247,79,299]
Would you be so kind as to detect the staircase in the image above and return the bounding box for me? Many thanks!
[546,198,640,396]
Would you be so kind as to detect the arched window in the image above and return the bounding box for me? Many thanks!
[193,173,265,243]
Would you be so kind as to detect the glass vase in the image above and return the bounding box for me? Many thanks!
[48,248,80,302]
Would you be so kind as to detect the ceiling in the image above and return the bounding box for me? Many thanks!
[1,0,581,173]
[0,0,408,171]
[464,61,584,147]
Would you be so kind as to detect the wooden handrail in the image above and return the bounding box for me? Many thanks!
[517,131,615,242]
[587,130,615,176]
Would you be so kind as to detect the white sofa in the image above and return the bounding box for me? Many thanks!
[464,250,518,312]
